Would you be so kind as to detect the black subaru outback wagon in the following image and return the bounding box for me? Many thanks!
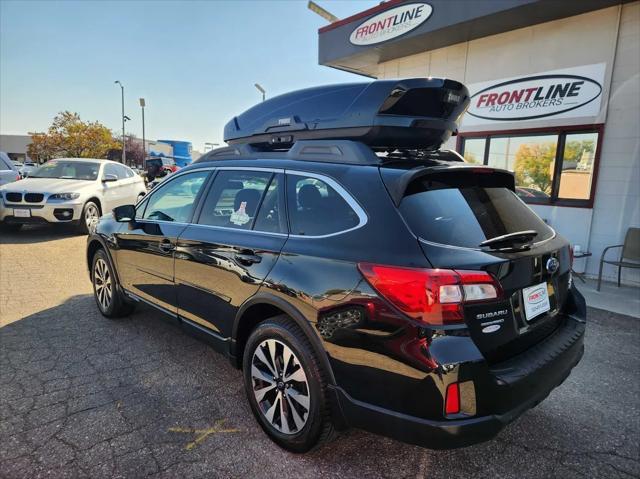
[86,78,585,452]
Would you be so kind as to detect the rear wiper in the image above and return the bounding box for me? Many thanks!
[479,230,538,250]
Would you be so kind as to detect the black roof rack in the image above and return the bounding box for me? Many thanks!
[193,140,465,166]
[223,78,470,150]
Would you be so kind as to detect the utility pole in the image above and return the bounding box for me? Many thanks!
[140,98,146,170]
[114,81,126,164]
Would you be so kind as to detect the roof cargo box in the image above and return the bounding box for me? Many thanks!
[224,78,469,150]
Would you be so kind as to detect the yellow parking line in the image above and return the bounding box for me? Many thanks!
[169,419,240,450]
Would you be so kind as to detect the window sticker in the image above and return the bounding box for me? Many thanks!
[230,201,250,225]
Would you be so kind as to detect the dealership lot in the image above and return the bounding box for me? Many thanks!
[0,226,638,478]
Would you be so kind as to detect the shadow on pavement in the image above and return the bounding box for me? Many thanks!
[1,296,638,478]
[0,224,84,245]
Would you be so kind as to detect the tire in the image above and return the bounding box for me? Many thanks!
[243,315,336,453]
[91,249,135,318]
[80,200,101,234]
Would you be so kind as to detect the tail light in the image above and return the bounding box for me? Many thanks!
[357,263,502,326]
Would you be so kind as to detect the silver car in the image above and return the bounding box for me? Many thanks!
[0,152,20,188]
[0,158,147,232]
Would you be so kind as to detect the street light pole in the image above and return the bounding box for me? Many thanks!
[139,98,146,170]
[254,83,266,102]
[114,81,126,164]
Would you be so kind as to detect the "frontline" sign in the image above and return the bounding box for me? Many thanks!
[463,63,606,126]
[350,3,433,46]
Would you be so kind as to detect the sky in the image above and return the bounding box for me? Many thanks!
[0,0,375,152]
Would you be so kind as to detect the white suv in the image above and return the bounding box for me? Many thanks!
[0,158,147,232]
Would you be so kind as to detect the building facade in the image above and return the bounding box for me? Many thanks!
[318,0,640,284]
[0,135,32,163]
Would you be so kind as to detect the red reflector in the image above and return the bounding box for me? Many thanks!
[445,383,460,415]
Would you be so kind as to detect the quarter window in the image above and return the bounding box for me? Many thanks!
[287,175,359,236]
[141,171,209,223]
[460,128,601,207]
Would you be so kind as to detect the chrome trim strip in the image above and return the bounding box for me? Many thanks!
[214,166,285,173]
[180,317,229,342]
[139,166,368,239]
[124,290,178,318]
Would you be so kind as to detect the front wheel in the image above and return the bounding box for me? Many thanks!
[80,200,101,234]
[91,249,135,318]
[243,315,335,453]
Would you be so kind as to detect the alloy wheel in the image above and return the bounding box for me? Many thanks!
[251,339,311,435]
[85,204,99,230]
[93,258,112,311]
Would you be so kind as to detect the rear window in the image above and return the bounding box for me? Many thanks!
[399,177,554,248]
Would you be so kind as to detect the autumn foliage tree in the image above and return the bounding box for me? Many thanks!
[28,111,119,162]
[514,142,556,194]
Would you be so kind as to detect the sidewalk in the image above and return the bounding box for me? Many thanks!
[576,277,640,318]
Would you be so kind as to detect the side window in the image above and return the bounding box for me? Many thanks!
[103,163,120,180]
[287,174,360,236]
[253,175,286,233]
[197,170,272,229]
[114,164,130,179]
[142,171,209,223]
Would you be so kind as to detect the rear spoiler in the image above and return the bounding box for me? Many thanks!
[381,165,516,206]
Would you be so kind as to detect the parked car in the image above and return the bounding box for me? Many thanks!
[145,157,178,181]
[0,158,146,232]
[86,79,585,453]
[0,152,21,188]
[19,161,38,178]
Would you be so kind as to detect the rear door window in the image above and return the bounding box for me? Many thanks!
[197,170,272,230]
[286,174,360,236]
[104,163,122,180]
[399,173,554,248]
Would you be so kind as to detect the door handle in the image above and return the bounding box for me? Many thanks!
[234,251,262,265]
[159,240,175,253]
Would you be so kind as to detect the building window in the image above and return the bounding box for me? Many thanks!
[459,127,602,207]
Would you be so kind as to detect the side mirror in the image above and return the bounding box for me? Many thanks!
[113,204,136,222]
[103,174,118,182]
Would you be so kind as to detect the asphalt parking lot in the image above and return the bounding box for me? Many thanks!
[1,226,639,479]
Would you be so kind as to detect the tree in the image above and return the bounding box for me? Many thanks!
[123,135,145,167]
[463,151,480,164]
[513,142,556,194]
[28,111,119,162]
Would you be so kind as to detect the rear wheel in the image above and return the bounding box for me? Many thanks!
[243,315,335,452]
[91,249,135,318]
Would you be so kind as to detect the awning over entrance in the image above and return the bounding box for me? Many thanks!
[318,0,630,77]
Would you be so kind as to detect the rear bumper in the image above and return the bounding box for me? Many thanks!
[333,312,585,449]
